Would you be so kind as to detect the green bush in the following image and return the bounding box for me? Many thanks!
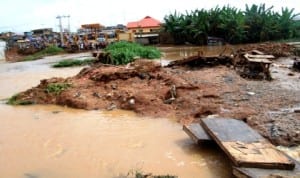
[23,45,64,61]
[104,41,161,65]
[52,58,94,68]
[46,83,71,95]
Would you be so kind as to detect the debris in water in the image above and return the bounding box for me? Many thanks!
[107,103,117,111]
[24,173,39,178]
[129,98,135,105]
[52,110,62,114]
[247,92,255,96]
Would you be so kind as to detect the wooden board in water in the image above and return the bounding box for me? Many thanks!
[244,54,272,64]
[201,118,295,170]
[183,123,212,144]
[245,53,275,59]
[233,156,300,178]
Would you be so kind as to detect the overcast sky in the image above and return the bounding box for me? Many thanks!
[0,0,299,33]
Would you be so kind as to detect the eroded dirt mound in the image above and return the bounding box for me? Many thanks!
[12,44,300,146]
[17,60,249,119]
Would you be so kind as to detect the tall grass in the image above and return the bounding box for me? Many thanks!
[52,58,94,68]
[104,41,161,65]
[23,45,64,61]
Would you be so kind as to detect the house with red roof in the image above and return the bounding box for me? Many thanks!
[126,16,161,44]
[127,16,161,33]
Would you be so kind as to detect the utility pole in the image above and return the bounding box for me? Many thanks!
[56,15,64,46]
[67,15,70,33]
[56,15,71,47]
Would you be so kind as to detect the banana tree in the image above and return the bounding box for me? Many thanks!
[278,7,300,39]
[163,4,300,44]
[214,6,246,43]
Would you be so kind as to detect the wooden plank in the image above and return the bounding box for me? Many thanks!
[233,156,300,178]
[245,53,275,59]
[247,58,272,64]
[288,42,300,45]
[244,54,272,64]
[201,118,295,170]
[251,50,265,55]
[183,123,212,144]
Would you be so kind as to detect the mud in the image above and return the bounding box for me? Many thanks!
[12,43,300,147]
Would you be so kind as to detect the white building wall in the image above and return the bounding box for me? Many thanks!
[0,41,6,61]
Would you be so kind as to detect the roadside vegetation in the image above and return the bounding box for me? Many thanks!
[163,4,300,45]
[52,58,94,68]
[103,41,161,65]
[23,45,64,61]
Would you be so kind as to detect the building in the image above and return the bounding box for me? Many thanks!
[127,16,161,44]
[0,32,15,40]
[0,40,6,61]
[31,28,53,36]
[78,23,105,34]
[127,16,161,33]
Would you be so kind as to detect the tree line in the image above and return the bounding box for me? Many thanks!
[162,4,300,45]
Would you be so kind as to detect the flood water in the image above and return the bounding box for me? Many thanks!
[0,51,232,178]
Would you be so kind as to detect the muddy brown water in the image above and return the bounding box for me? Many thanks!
[0,51,232,178]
